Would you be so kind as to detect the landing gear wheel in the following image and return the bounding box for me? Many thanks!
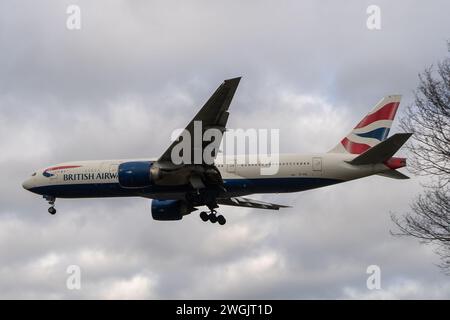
[199,205,226,225]
[200,211,209,222]
[44,195,56,215]
[209,214,218,223]
[217,215,226,225]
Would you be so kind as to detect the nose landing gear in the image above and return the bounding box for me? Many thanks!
[199,210,226,225]
[44,195,57,215]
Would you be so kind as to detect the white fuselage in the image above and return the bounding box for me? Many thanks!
[22,153,391,200]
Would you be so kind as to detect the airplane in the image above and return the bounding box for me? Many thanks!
[22,77,412,225]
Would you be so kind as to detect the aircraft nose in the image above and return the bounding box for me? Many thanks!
[22,178,32,190]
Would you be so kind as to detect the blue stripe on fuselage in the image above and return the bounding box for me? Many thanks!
[28,177,343,199]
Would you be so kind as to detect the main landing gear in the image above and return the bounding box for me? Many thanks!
[44,195,56,215]
[199,210,226,225]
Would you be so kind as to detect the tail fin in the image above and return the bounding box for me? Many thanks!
[329,95,401,154]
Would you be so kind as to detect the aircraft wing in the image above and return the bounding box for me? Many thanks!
[217,197,290,210]
[158,77,241,165]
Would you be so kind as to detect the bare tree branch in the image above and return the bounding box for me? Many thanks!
[392,45,450,273]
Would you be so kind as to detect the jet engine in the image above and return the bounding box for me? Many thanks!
[151,199,192,221]
[118,161,160,188]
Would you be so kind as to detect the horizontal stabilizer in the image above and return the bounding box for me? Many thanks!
[349,133,412,165]
[377,170,410,179]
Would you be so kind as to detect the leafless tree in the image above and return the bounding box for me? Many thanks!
[391,45,450,273]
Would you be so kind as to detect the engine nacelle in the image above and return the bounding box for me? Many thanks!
[151,199,190,221]
[118,161,154,188]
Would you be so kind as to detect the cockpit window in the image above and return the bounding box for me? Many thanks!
[31,172,36,176]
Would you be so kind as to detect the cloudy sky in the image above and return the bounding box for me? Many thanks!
[1,0,449,299]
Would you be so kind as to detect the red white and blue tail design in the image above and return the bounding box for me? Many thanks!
[329,95,401,154]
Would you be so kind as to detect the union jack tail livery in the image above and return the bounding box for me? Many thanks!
[329,95,401,154]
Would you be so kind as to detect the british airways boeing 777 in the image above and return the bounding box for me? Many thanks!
[22,78,411,225]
